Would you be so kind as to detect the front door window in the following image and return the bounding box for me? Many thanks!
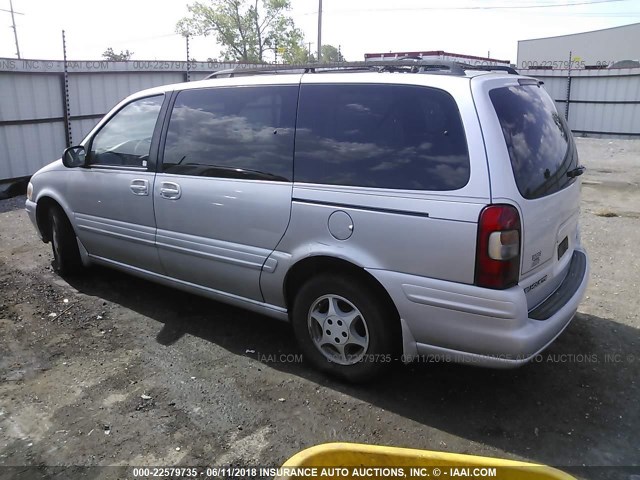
[90,95,163,168]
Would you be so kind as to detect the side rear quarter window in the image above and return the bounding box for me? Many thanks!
[162,85,298,181]
[294,83,470,190]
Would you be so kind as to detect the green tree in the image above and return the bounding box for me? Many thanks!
[102,47,134,61]
[177,0,300,63]
[278,29,314,64]
[280,42,344,65]
[320,44,344,63]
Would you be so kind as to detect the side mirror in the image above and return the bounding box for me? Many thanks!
[62,146,87,168]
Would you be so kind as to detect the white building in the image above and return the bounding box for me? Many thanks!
[518,23,640,70]
[364,50,511,67]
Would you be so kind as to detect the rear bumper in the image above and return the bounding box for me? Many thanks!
[529,250,587,320]
[368,248,589,368]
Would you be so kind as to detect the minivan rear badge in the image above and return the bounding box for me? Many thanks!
[524,275,547,294]
[531,251,542,268]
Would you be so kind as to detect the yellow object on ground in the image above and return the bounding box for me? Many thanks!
[276,442,575,480]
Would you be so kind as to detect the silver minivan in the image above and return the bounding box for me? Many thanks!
[25,61,589,382]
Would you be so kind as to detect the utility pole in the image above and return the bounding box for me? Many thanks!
[317,0,322,62]
[565,50,573,121]
[185,35,191,82]
[62,30,72,147]
[8,0,21,58]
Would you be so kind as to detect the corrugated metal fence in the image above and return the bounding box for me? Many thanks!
[0,58,257,181]
[520,67,640,138]
[1,59,639,182]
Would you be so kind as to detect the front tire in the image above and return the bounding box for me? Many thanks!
[291,274,398,382]
[49,206,83,276]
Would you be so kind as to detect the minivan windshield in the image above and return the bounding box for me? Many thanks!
[490,84,578,199]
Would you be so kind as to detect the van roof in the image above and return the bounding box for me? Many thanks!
[128,61,525,101]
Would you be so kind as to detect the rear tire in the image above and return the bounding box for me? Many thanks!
[291,274,398,383]
[49,206,83,276]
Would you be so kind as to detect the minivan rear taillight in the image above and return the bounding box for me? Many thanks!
[475,205,521,289]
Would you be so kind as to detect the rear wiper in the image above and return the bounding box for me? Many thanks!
[566,166,586,178]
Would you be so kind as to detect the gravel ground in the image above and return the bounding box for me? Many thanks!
[0,195,25,215]
[0,137,638,480]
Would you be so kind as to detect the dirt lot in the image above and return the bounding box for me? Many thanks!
[0,138,639,479]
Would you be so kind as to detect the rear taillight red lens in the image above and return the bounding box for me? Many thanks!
[475,205,521,289]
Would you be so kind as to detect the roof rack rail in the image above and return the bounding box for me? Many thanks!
[203,60,520,79]
[204,60,471,79]
[456,63,519,75]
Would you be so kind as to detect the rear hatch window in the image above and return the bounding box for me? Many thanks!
[489,84,578,199]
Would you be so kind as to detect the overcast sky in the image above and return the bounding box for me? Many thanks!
[1,0,639,63]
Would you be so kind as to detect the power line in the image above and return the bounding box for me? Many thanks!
[299,0,629,15]
[525,11,640,15]
[0,7,23,14]
[394,0,628,10]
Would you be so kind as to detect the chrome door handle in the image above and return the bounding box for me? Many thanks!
[130,179,149,196]
[160,181,181,200]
